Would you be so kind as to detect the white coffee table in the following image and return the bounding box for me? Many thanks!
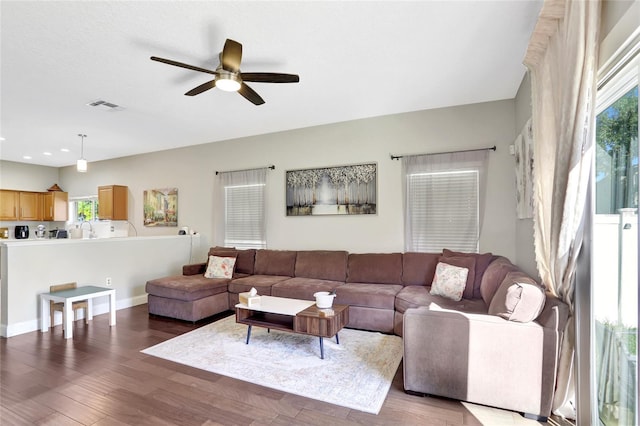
[235,295,349,359]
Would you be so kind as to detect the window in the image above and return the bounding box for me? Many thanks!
[592,58,638,426]
[407,170,479,252]
[596,85,639,214]
[224,183,266,248]
[403,150,488,253]
[219,168,268,249]
[68,196,98,223]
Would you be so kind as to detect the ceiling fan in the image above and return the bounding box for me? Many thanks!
[151,38,299,105]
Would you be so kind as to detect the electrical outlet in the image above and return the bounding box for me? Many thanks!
[106,277,112,286]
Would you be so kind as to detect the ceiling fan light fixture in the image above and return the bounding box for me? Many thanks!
[77,133,88,173]
[216,73,241,92]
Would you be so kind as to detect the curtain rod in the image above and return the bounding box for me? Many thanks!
[390,145,496,160]
[215,165,275,175]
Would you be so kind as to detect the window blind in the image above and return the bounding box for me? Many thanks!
[407,170,479,252]
[224,183,266,249]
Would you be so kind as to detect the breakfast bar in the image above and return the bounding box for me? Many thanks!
[0,235,199,338]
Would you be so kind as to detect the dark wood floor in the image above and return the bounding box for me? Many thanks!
[1,305,538,425]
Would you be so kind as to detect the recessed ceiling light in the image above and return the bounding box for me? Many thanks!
[60,148,70,152]
[23,155,32,160]
[43,152,52,156]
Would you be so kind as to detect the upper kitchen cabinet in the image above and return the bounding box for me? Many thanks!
[42,191,68,221]
[18,191,41,220]
[0,190,19,220]
[98,185,128,220]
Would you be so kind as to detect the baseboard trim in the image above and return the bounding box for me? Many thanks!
[1,294,148,338]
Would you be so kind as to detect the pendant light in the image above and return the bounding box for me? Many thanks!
[77,134,87,173]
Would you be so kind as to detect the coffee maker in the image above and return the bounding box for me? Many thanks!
[15,225,29,239]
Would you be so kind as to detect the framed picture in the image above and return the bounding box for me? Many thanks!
[515,118,534,219]
[286,163,377,216]
[143,188,178,226]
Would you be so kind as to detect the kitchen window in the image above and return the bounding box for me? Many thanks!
[68,196,99,223]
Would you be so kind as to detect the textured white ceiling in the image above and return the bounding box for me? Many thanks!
[0,1,542,167]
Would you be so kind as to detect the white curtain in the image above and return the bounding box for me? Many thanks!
[213,168,268,248]
[402,149,489,252]
[523,0,601,419]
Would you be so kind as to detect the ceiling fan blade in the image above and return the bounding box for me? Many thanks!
[221,39,242,72]
[238,83,265,105]
[240,73,300,83]
[184,80,217,96]
[150,56,216,75]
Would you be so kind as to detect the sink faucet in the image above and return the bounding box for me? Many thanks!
[79,220,95,238]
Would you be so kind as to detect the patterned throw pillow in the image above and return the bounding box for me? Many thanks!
[204,255,236,279]
[429,262,469,301]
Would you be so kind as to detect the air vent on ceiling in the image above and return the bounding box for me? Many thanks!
[87,99,123,111]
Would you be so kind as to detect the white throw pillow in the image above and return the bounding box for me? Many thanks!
[430,262,469,301]
[204,255,236,279]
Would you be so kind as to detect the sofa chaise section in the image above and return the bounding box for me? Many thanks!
[145,273,229,322]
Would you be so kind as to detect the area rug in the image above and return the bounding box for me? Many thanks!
[141,315,403,414]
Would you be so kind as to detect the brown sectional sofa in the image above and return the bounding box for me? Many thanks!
[145,247,568,421]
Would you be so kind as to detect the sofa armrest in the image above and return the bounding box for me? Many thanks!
[403,306,560,417]
[182,262,207,276]
[536,293,570,332]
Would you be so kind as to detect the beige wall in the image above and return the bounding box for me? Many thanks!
[0,160,60,191]
[513,71,538,278]
[50,100,519,262]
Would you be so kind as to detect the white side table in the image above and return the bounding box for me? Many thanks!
[40,285,116,339]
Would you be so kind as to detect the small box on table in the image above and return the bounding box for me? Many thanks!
[239,292,261,307]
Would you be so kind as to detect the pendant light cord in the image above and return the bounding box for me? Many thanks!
[78,134,86,159]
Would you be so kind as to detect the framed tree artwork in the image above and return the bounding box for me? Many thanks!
[286,163,377,216]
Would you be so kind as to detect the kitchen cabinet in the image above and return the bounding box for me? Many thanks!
[18,191,41,220]
[98,185,128,220]
[0,190,19,220]
[0,189,69,221]
[42,192,69,221]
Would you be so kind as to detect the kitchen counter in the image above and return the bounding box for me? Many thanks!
[0,235,196,246]
[0,234,202,337]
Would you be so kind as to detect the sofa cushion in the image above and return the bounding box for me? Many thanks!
[228,275,290,296]
[208,247,256,275]
[488,271,546,322]
[402,252,440,286]
[395,285,488,314]
[336,283,402,310]
[429,262,468,301]
[294,250,348,282]
[443,249,494,299]
[145,275,229,302]
[438,256,476,299]
[271,277,343,300]
[347,253,402,284]
[204,255,236,279]
[254,250,297,276]
[480,256,520,306]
